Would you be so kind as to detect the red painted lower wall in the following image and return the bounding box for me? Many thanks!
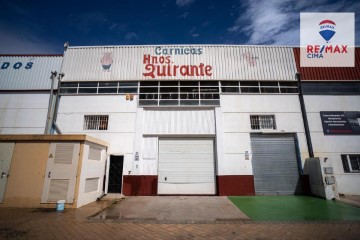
[123,175,158,196]
[123,175,255,196]
[217,175,255,196]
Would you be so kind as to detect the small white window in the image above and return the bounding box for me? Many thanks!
[250,115,276,130]
[83,115,109,130]
[342,155,360,173]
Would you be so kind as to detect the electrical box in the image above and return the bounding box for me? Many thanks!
[325,176,335,185]
[307,157,339,200]
[324,167,333,174]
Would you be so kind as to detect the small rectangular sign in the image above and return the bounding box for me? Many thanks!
[320,111,360,135]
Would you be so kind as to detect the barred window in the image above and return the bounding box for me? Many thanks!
[342,155,360,173]
[83,115,109,130]
[250,115,276,130]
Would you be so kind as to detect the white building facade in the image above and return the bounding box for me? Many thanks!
[2,46,358,197]
[293,48,360,196]
[56,45,312,196]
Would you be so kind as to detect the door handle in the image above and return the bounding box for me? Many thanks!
[48,172,51,178]
[1,172,7,179]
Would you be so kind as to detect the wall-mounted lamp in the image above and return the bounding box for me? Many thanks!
[50,71,57,79]
[58,73,65,81]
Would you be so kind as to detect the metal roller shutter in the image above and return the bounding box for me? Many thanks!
[158,138,216,195]
[251,134,301,195]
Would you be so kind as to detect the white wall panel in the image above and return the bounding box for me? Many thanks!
[143,109,215,135]
[58,95,137,113]
[76,142,107,208]
[141,137,158,175]
[222,133,253,175]
[304,113,324,132]
[221,95,302,113]
[312,133,359,153]
[0,109,47,127]
[224,154,253,175]
[304,96,360,112]
[335,174,360,195]
[0,93,49,134]
[0,93,49,108]
[223,113,250,132]
[223,133,250,154]
[275,113,305,132]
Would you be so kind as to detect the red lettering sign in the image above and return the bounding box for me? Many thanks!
[142,54,212,79]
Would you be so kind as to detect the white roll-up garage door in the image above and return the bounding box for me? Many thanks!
[251,134,301,195]
[158,138,216,195]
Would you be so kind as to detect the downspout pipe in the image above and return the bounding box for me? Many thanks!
[44,71,57,134]
[50,42,69,134]
[296,72,314,158]
[52,73,64,134]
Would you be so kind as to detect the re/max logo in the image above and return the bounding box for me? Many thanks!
[306,45,348,59]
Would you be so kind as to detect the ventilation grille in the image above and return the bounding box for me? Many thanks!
[54,144,75,164]
[48,179,69,202]
[85,178,99,193]
[89,147,102,161]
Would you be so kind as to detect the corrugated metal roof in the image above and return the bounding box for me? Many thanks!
[293,48,360,81]
[0,55,63,90]
[61,45,297,81]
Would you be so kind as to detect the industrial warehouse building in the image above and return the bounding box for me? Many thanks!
[0,45,359,203]
[0,54,62,134]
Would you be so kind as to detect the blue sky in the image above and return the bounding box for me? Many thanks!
[0,0,359,54]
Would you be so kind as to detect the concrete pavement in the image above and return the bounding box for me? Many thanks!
[0,197,360,239]
[92,196,249,222]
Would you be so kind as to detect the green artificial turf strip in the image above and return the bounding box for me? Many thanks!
[228,196,360,221]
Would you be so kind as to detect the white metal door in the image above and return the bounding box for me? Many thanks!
[158,138,216,195]
[0,142,15,203]
[41,142,80,203]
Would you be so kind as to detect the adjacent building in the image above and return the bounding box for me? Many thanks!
[294,48,360,195]
[0,54,62,134]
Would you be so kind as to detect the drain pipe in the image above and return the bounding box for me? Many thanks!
[97,154,109,201]
[51,73,64,134]
[97,193,107,201]
[296,72,314,158]
[50,42,69,134]
[44,71,57,134]
[53,122,62,134]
